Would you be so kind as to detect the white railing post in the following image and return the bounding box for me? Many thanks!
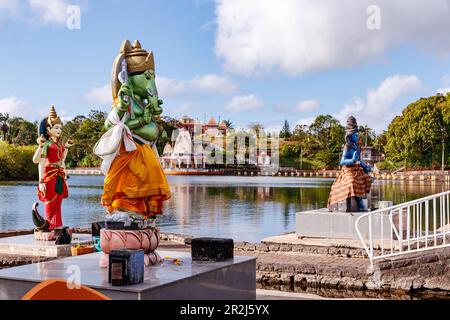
[425,201,429,249]
[407,206,411,251]
[355,190,450,265]
[433,197,437,246]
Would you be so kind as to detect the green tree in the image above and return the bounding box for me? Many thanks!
[385,95,450,169]
[359,125,376,146]
[248,122,264,136]
[308,115,345,168]
[6,117,38,146]
[155,116,178,155]
[291,124,310,169]
[223,119,234,130]
[280,120,291,139]
[0,113,9,141]
[63,110,107,168]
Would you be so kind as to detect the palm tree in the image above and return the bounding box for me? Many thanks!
[248,122,264,136]
[0,113,9,141]
[359,125,376,146]
[223,120,234,130]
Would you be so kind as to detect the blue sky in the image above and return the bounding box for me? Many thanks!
[1,0,450,133]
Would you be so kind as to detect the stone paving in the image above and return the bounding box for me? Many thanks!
[1,231,449,298]
[0,253,54,270]
[160,236,450,297]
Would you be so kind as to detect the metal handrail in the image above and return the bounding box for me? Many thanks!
[355,190,450,270]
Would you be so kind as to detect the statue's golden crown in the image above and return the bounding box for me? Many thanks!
[47,105,62,126]
[120,40,154,74]
[111,39,155,100]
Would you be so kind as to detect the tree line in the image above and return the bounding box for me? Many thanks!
[0,93,449,176]
[274,94,450,170]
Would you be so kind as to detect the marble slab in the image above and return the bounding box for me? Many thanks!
[0,251,256,300]
[0,233,92,257]
[296,208,391,240]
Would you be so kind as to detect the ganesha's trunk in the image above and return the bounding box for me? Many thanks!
[32,202,50,232]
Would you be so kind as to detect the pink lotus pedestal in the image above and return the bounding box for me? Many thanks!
[99,229,162,268]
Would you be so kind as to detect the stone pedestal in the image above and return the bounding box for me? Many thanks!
[296,208,391,240]
[329,198,369,212]
[99,229,161,268]
[0,234,92,257]
[0,251,256,300]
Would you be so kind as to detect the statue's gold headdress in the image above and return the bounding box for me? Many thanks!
[47,105,62,127]
[111,40,155,101]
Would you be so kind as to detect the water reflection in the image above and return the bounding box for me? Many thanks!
[0,176,448,242]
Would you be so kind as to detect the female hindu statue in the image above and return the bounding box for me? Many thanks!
[32,106,73,233]
[94,40,171,266]
[327,116,372,212]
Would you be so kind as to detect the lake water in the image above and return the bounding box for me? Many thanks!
[0,175,449,242]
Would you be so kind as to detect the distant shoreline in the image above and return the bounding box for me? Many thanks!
[65,168,450,181]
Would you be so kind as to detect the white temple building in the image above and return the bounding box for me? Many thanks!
[160,115,276,170]
[161,116,227,170]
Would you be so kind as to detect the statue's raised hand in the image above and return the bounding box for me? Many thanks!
[118,84,132,109]
[36,135,46,146]
[39,183,46,196]
[146,96,162,115]
[153,98,163,115]
[65,138,74,148]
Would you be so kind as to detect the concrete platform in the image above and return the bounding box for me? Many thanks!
[0,250,256,300]
[296,208,391,240]
[262,233,399,251]
[0,234,92,257]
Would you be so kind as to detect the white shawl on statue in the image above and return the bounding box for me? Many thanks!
[93,109,136,175]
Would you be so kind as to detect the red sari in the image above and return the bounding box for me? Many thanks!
[37,141,68,230]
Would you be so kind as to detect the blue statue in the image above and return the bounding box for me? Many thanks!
[328,116,372,212]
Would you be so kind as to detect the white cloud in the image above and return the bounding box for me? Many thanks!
[60,116,73,123]
[0,0,19,25]
[294,99,320,112]
[0,0,75,26]
[84,84,112,105]
[157,74,237,97]
[214,0,450,76]
[264,122,282,133]
[27,0,71,25]
[88,74,237,105]
[0,96,33,119]
[296,117,316,127]
[438,75,450,94]
[156,77,186,97]
[225,94,264,112]
[190,74,237,95]
[334,75,421,132]
[0,0,18,14]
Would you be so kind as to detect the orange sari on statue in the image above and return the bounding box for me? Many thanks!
[101,141,171,218]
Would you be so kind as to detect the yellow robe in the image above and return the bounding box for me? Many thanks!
[101,142,171,218]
